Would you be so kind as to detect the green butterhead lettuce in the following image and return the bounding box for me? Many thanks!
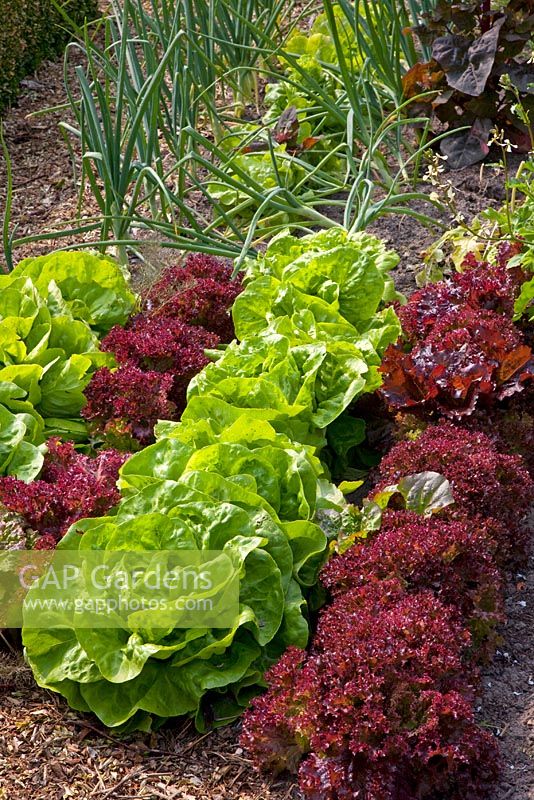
[5,251,137,333]
[23,229,401,730]
[24,475,326,729]
[0,252,136,478]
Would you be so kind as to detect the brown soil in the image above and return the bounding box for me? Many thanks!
[367,159,518,295]
[476,515,534,800]
[0,58,102,268]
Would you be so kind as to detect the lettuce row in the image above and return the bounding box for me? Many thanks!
[263,5,364,129]
[23,229,401,731]
[0,252,136,480]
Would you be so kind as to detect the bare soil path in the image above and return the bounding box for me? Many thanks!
[478,518,534,800]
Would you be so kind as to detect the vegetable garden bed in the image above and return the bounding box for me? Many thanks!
[0,1,533,798]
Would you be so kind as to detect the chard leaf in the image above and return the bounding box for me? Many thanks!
[440,118,492,169]
[432,19,504,97]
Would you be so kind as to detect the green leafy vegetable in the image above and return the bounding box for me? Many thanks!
[207,123,342,220]
[334,472,455,554]
[239,228,402,321]
[23,229,400,730]
[24,424,331,730]
[371,471,455,518]
[514,276,534,322]
[5,251,137,333]
[0,252,136,478]
[263,5,363,131]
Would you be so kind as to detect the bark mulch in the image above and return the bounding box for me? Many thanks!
[0,652,298,800]
[0,57,102,268]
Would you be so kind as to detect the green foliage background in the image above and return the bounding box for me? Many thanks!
[0,0,98,112]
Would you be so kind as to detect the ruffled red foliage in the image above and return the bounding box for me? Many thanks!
[381,305,533,417]
[321,510,503,655]
[242,413,531,798]
[398,247,525,343]
[298,693,498,800]
[242,581,498,799]
[0,439,126,542]
[82,365,176,448]
[83,254,242,448]
[467,384,534,477]
[99,316,219,408]
[145,253,242,341]
[101,316,216,374]
[34,533,59,550]
[380,255,533,417]
[375,422,533,559]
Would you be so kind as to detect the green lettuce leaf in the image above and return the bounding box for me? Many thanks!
[0,251,133,477]
[6,251,137,333]
[23,229,400,732]
[514,277,534,322]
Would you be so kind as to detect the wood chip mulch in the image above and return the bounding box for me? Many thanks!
[0,652,298,800]
[0,55,104,267]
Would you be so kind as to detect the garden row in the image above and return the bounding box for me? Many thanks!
[4,1,534,262]
[0,251,241,543]
[0,190,531,798]
[0,1,533,798]
[18,228,403,730]
[242,249,534,798]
